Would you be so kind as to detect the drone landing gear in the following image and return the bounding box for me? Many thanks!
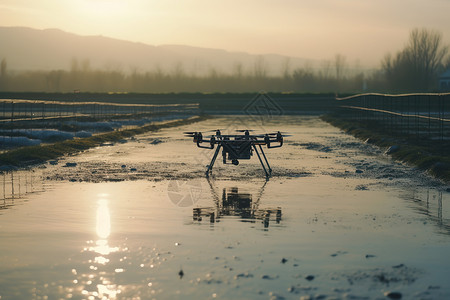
[205,144,222,177]
[253,144,272,179]
[205,144,272,179]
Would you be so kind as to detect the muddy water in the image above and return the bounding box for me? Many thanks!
[0,116,449,299]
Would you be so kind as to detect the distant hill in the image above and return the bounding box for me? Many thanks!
[0,27,313,75]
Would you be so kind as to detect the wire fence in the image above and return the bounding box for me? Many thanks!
[0,99,200,150]
[0,99,199,122]
[1,170,45,209]
[335,93,450,144]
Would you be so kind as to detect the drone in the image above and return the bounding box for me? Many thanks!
[184,129,286,178]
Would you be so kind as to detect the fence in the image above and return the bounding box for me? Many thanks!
[0,99,199,122]
[335,93,450,144]
[1,170,45,211]
[0,99,200,150]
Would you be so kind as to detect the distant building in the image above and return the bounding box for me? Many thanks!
[439,69,450,91]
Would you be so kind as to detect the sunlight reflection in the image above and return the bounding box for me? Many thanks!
[96,198,111,239]
[94,256,110,265]
[77,193,123,299]
[97,284,121,298]
[89,239,119,256]
[90,197,119,256]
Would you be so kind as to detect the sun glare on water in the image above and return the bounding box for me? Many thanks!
[96,198,111,239]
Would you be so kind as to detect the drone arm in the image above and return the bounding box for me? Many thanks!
[197,136,218,149]
[197,140,215,149]
[267,139,283,148]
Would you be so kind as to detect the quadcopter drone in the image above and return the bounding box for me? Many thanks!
[184,129,286,178]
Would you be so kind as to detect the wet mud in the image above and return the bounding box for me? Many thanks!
[0,115,449,299]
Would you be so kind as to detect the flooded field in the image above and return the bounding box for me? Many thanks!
[1,116,449,300]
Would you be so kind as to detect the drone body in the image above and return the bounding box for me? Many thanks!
[185,129,286,178]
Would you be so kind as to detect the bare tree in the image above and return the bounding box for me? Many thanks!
[405,28,448,88]
[172,62,185,78]
[253,56,267,78]
[0,58,6,90]
[292,63,315,91]
[46,70,63,92]
[70,57,79,73]
[81,59,91,72]
[381,53,392,73]
[232,62,244,78]
[444,55,450,70]
[281,57,291,79]
[334,54,347,80]
[382,28,448,91]
[320,59,332,79]
[1,58,6,77]
[208,67,219,79]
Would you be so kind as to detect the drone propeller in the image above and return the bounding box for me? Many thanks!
[235,129,255,132]
[267,131,291,136]
[252,134,268,138]
[267,131,289,134]
[184,132,207,139]
[205,129,225,133]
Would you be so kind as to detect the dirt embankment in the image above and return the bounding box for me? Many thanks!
[0,115,209,169]
[321,114,450,184]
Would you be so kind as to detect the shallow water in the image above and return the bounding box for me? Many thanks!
[1,116,449,299]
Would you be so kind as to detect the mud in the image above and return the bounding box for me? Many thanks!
[0,115,449,299]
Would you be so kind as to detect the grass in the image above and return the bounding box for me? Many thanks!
[321,114,450,183]
[0,115,209,168]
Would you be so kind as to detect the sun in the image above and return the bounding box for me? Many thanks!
[78,0,128,19]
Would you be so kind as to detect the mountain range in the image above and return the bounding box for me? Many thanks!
[0,26,313,76]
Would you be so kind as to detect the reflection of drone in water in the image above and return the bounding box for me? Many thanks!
[193,180,282,229]
[184,129,287,178]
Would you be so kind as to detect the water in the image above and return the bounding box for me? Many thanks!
[0,116,449,299]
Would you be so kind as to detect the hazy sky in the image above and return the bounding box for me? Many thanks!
[1,0,449,67]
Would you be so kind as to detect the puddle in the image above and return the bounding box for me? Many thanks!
[0,116,450,299]
[1,169,47,212]
[193,181,282,229]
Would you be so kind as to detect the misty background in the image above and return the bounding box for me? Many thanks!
[0,27,449,93]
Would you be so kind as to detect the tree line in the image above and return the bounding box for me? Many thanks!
[0,28,448,94]
[0,56,367,93]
